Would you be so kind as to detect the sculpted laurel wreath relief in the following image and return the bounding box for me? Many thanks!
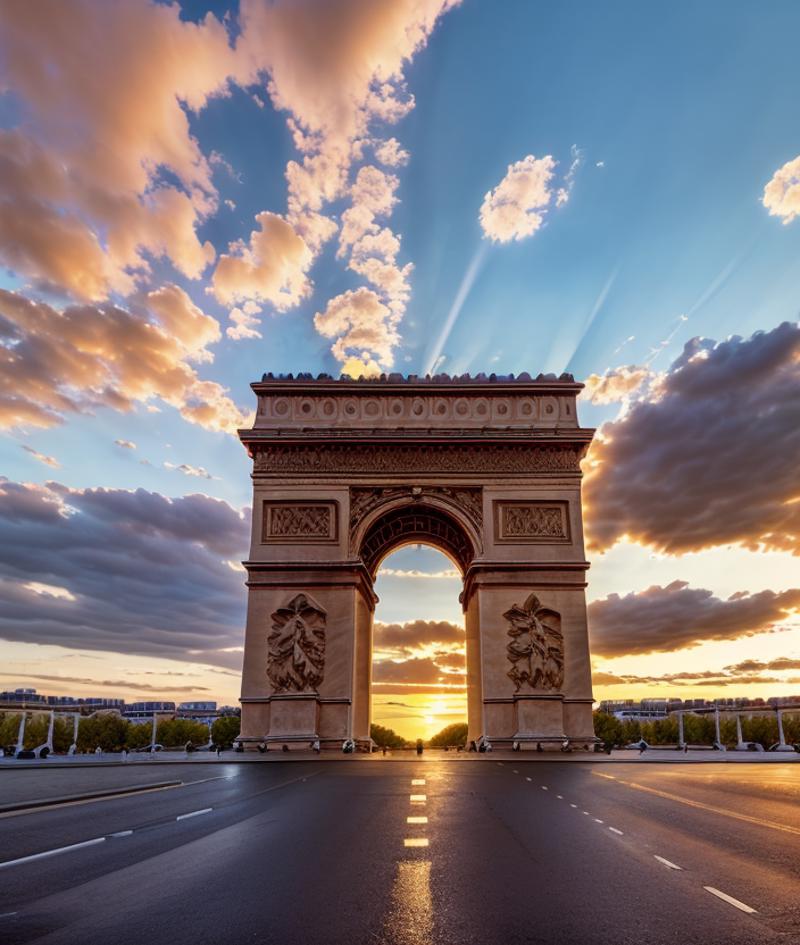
[267,594,327,692]
[505,593,565,692]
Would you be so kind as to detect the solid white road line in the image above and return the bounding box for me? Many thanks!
[608,827,624,835]
[654,855,682,871]
[404,838,429,848]
[110,830,133,838]
[0,836,105,870]
[411,779,425,785]
[176,807,213,821]
[704,887,757,914]
[407,816,428,824]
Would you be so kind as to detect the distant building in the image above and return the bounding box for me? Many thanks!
[597,694,800,719]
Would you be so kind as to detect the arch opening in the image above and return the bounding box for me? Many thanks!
[358,503,476,581]
[371,544,467,745]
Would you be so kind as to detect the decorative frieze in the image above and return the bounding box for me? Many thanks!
[253,444,582,476]
[262,501,337,542]
[495,501,569,542]
[505,593,564,692]
[254,391,576,429]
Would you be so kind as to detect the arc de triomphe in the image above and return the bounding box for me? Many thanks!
[237,373,596,750]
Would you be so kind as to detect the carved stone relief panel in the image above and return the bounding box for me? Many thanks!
[267,593,327,693]
[262,501,337,543]
[253,444,582,476]
[494,501,569,543]
[504,593,564,692]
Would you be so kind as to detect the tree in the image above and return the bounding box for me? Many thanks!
[212,716,240,747]
[592,711,622,749]
[157,718,209,748]
[370,723,406,748]
[429,722,468,748]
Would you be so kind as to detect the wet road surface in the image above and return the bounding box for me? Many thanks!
[0,760,798,944]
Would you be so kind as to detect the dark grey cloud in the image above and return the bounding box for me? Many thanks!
[588,580,800,657]
[0,478,249,669]
[584,321,800,555]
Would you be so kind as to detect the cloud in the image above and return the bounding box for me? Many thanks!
[480,155,557,242]
[164,462,214,480]
[374,619,465,650]
[114,440,137,451]
[211,211,314,311]
[20,444,60,469]
[230,0,459,360]
[583,321,800,555]
[588,580,800,657]
[379,568,460,580]
[591,668,800,688]
[5,673,211,695]
[375,138,410,167]
[226,301,262,342]
[723,657,800,673]
[0,478,249,669]
[313,287,398,373]
[0,3,240,299]
[0,289,248,434]
[582,366,652,405]
[763,154,800,224]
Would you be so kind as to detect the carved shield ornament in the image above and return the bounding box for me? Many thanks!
[268,593,327,693]
[504,593,564,692]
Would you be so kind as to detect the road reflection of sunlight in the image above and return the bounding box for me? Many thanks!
[384,860,433,945]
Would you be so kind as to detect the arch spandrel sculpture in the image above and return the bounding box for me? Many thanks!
[238,373,596,750]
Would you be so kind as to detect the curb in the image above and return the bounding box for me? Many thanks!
[0,779,182,814]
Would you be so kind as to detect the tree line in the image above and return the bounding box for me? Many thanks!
[0,712,241,753]
[593,710,800,751]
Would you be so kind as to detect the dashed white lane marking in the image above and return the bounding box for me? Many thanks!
[0,836,105,870]
[110,830,133,838]
[704,887,757,914]
[541,786,548,791]
[654,855,682,871]
[0,912,18,918]
[176,807,213,821]
[407,816,428,824]
[582,811,590,816]
[525,776,532,782]
[410,794,427,803]
[404,838,429,848]
[570,803,578,809]
[411,779,425,785]
[594,819,604,824]
[513,769,519,774]
[556,795,563,800]
[608,827,624,835]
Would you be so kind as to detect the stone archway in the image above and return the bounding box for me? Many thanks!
[238,373,596,750]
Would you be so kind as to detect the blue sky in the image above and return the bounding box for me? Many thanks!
[1,1,799,737]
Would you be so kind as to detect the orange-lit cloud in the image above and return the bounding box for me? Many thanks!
[584,321,800,555]
[582,365,652,405]
[0,289,247,433]
[763,154,800,224]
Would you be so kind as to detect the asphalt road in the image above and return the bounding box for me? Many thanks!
[0,760,798,944]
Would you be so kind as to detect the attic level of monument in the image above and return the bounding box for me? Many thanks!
[236,373,596,751]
